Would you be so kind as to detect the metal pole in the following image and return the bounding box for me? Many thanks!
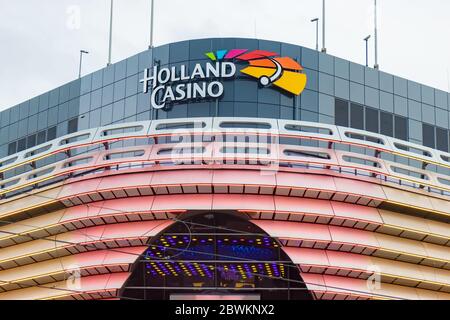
[374,0,379,69]
[321,0,326,53]
[78,50,89,79]
[149,0,155,48]
[108,0,114,66]
[364,36,370,67]
[311,18,319,51]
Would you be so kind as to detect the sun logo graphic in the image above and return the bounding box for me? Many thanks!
[205,49,307,96]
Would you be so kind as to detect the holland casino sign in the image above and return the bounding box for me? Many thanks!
[140,48,308,109]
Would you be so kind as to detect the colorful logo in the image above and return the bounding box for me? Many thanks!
[205,49,307,96]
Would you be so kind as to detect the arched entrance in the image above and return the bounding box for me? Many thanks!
[120,212,313,300]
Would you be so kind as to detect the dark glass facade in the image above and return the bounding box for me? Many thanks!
[1,38,450,158]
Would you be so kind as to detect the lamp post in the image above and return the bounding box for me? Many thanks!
[374,0,379,69]
[321,0,326,53]
[364,35,371,67]
[311,18,319,51]
[107,0,114,66]
[78,50,89,79]
[149,0,155,48]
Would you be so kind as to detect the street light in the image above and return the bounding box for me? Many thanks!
[107,0,114,66]
[311,18,319,51]
[374,0,379,69]
[149,0,155,48]
[364,35,371,67]
[321,0,326,53]
[78,50,89,79]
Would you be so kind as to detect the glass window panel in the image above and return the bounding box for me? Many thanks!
[126,75,138,97]
[8,142,16,156]
[334,58,349,79]
[422,104,435,125]
[318,72,334,95]
[89,109,101,128]
[301,110,318,122]
[380,111,393,137]
[394,116,407,140]
[234,79,258,102]
[189,39,211,61]
[38,93,49,112]
[280,106,294,120]
[394,77,407,97]
[407,81,421,101]
[350,82,364,104]
[436,128,449,152]
[365,68,379,89]
[138,50,152,71]
[218,102,234,117]
[58,102,69,123]
[435,90,448,110]
[17,138,26,152]
[258,86,280,105]
[394,96,408,117]
[38,110,48,130]
[153,44,170,66]
[80,93,91,114]
[124,95,137,118]
[10,106,19,123]
[187,102,211,118]
[37,130,46,145]
[26,134,36,149]
[28,114,38,133]
[112,100,125,122]
[29,97,39,116]
[409,120,422,141]
[114,79,126,101]
[300,89,318,112]
[59,85,70,103]
[114,60,127,81]
[101,105,113,126]
[301,47,318,70]
[80,74,92,95]
[48,106,58,126]
[126,54,139,77]
[68,118,78,134]
[335,99,349,127]
[304,68,318,91]
[422,123,435,148]
[436,108,449,129]
[365,86,379,108]
[350,103,364,130]
[170,41,190,63]
[102,84,114,106]
[259,40,281,53]
[69,80,81,100]
[380,91,394,112]
[407,99,421,120]
[1,109,9,127]
[258,104,280,119]
[47,126,57,141]
[379,72,393,93]
[90,89,102,110]
[319,53,334,74]
[19,102,29,119]
[421,85,434,105]
[319,94,334,116]
[49,89,60,107]
[103,65,115,86]
[335,78,349,100]
[91,70,103,90]
[68,98,80,118]
[234,102,257,118]
[349,63,364,84]
[365,107,379,133]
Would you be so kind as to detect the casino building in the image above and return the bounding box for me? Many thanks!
[0,38,450,300]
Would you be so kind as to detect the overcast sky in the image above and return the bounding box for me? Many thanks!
[1,0,450,110]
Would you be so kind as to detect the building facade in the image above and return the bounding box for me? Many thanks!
[0,38,449,300]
